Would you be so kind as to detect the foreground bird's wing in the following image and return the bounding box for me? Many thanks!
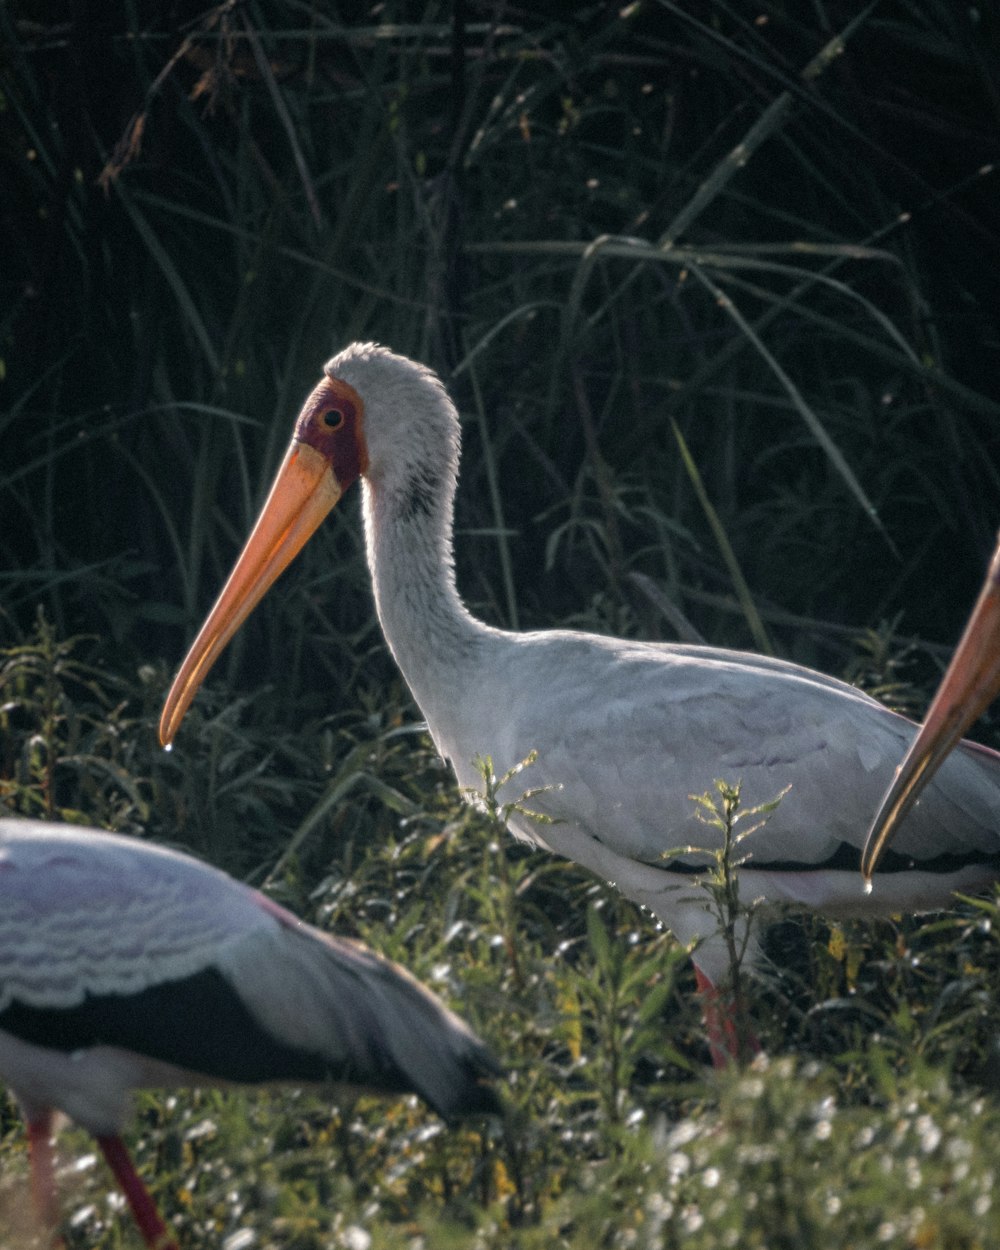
[221,919,501,1118]
[0,820,270,1009]
[0,820,499,1119]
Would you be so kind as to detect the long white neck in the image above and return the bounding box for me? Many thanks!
[327,342,506,732]
[360,437,493,721]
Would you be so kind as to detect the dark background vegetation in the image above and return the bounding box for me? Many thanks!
[2,2,1000,1247]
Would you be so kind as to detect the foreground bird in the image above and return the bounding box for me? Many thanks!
[0,818,499,1248]
[863,534,1000,880]
[159,342,1000,1052]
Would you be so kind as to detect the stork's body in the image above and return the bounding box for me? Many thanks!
[159,343,1000,1017]
[0,818,499,1247]
[419,629,1000,980]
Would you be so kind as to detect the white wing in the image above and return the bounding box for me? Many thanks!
[0,820,269,1010]
[444,633,1000,868]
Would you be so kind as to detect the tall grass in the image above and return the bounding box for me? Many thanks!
[2,3,998,680]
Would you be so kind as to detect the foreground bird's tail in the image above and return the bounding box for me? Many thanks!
[222,917,502,1119]
[340,940,503,1119]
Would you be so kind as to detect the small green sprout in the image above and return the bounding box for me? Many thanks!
[465,750,560,829]
[683,779,791,1064]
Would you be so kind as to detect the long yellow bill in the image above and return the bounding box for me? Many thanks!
[159,441,342,746]
[862,535,1000,881]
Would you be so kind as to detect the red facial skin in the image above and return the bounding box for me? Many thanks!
[294,376,368,486]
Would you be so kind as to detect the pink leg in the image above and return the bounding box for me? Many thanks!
[27,1112,60,1232]
[96,1135,179,1250]
[694,966,759,1068]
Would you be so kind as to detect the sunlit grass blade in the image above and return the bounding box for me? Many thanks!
[671,419,773,655]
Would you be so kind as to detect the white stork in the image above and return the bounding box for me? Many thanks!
[863,534,1000,879]
[0,818,500,1248]
[158,342,1000,1056]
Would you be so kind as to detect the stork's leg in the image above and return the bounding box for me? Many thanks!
[26,1112,60,1233]
[96,1135,179,1250]
[694,966,759,1068]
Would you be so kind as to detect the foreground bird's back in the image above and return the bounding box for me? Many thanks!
[0,820,500,1123]
[0,820,269,1005]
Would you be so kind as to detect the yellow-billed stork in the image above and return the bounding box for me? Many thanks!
[158,342,1000,1055]
[863,535,1000,880]
[0,818,499,1248]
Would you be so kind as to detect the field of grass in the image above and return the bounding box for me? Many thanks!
[2,3,1000,1247]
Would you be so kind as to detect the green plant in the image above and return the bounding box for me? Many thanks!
[0,607,148,827]
[684,779,790,1064]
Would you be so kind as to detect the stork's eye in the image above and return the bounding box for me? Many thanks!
[323,408,346,430]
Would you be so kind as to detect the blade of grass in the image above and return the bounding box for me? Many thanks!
[685,259,897,555]
[113,182,221,374]
[670,418,773,655]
